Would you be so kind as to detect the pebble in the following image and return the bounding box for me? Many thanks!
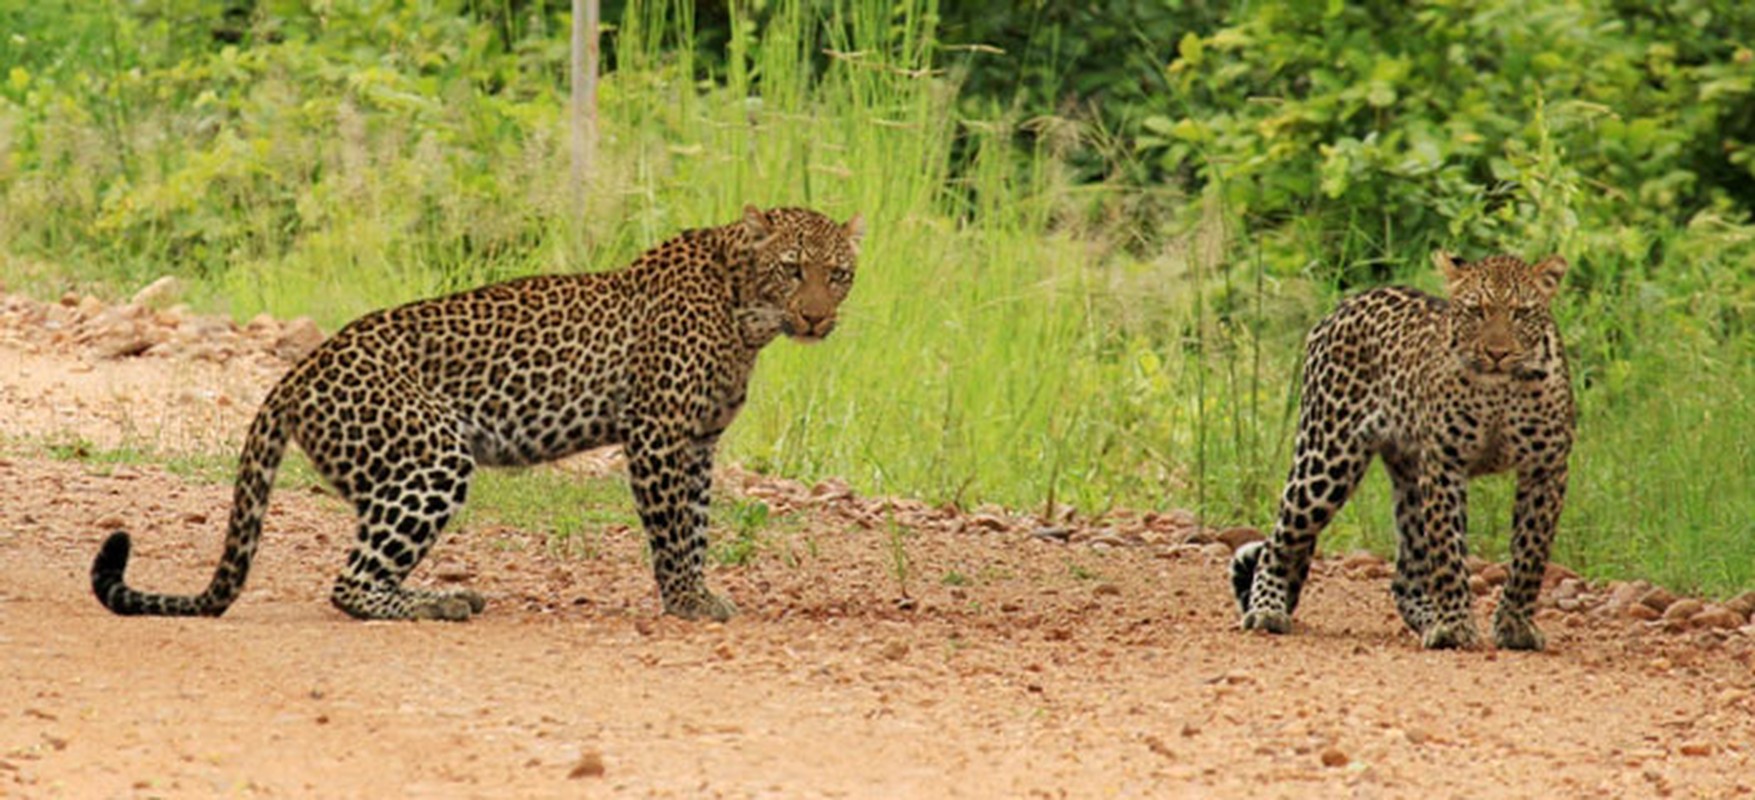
[130,276,183,308]
[1690,606,1743,630]
[966,513,1009,533]
[1626,604,1660,621]
[1662,598,1704,623]
[567,751,606,778]
[1641,587,1678,613]
[1030,526,1071,543]
[1724,591,1755,620]
[1214,527,1264,550]
[1320,746,1349,767]
[1480,563,1509,586]
[274,317,326,362]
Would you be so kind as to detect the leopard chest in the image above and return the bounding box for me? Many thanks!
[1427,375,1550,477]
[702,349,760,439]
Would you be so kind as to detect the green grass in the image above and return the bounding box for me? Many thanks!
[2,1,1751,596]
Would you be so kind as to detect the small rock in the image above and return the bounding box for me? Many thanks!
[1662,598,1704,623]
[967,513,1009,533]
[1542,562,1581,589]
[880,641,909,661]
[1724,591,1755,620]
[1678,742,1713,757]
[1468,575,1490,597]
[87,319,155,358]
[1464,555,1490,575]
[1626,604,1661,622]
[1214,527,1264,550]
[1179,530,1216,546]
[1690,605,1743,630]
[1030,526,1071,543]
[567,751,606,779]
[1341,550,1384,571]
[1088,529,1133,548]
[130,276,183,309]
[433,563,475,583]
[244,312,280,336]
[95,515,126,531]
[1320,746,1349,768]
[1641,587,1678,613]
[274,317,326,361]
[1093,583,1121,598]
[1480,563,1509,587]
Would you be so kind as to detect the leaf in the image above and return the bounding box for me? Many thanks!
[1178,33,1204,67]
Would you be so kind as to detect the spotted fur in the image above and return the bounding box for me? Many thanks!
[1233,252,1574,650]
[92,205,863,621]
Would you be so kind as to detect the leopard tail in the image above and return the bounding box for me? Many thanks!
[91,392,291,617]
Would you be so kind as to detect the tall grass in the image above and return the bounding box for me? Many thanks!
[1,1,1750,594]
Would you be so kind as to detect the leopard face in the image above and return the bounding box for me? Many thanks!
[742,206,863,342]
[1435,251,1567,378]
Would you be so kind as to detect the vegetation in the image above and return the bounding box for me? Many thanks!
[2,1,1750,594]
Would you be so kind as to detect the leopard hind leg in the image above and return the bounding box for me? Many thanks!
[1384,449,1438,637]
[1241,425,1369,634]
[298,384,483,621]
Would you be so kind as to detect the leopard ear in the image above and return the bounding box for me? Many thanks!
[843,213,864,249]
[1432,250,1465,289]
[741,205,771,240]
[1531,254,1567,300]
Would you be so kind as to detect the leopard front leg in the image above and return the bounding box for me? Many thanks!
[1492,465,1567,651]
[626,423,735,622]
[1415,463,1481,649]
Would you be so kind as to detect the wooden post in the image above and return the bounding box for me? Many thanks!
[570,0,599,227]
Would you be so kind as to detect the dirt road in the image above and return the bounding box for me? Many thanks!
[2,291,1753,798]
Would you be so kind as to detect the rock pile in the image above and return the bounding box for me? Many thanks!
[0,277,325,365]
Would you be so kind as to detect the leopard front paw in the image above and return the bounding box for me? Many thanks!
[664,590,738,622]
[1492,607,1546,651]
[1241,609,1293,635]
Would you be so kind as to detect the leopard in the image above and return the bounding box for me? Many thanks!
[91,205,863,622]
[1231,250,1574,650]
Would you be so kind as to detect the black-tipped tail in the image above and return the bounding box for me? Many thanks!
[91,532,137,614]
[90,531,227,617]
[1230,540,1263,614]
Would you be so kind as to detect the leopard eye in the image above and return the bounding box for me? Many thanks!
[830,267,851,284]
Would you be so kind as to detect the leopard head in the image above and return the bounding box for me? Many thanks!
[1435,251,1567,377]
[741,205,863,343]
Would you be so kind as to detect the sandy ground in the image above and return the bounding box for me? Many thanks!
[2,289,1754,799]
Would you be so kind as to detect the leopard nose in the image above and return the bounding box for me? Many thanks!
[801,311,832,332]
[1483,343,1514,364]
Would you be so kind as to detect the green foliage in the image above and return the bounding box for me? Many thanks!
[1153,1,1755,277]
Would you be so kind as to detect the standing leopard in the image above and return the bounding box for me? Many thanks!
[1232,251,1574,650]
[91,205,863,622]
